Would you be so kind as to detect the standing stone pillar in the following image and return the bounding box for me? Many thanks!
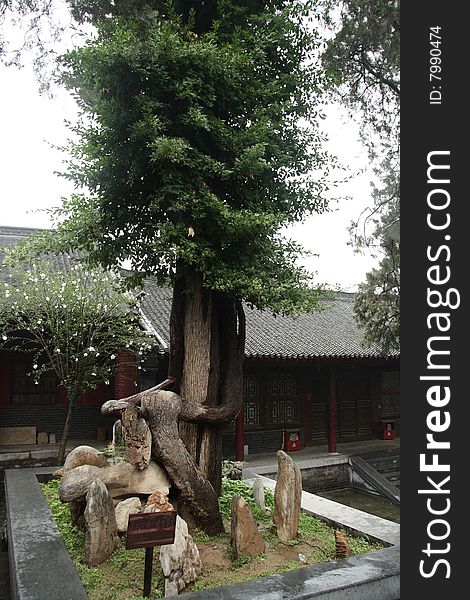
[84,479,120,565]
[273,450,302,542]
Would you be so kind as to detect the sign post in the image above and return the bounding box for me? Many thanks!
[126,510,177,598]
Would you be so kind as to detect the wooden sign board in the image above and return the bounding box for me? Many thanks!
[126,510,177,550]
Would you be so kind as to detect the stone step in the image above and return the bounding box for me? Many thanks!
[366,456,400,472]
[349,456,400,505]
[382,471,400,481]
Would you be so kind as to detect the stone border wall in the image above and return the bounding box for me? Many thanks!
[5,467,88,600]
[5,467,399,600]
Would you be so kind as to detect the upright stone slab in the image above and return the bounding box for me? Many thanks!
[335,530,352,558]
[121,404,152,470]
[252,478,266,510]
[231,495,266,559]
[84,479,120,565]
[160,515,202,596]
[37,432,48,445]
[274,450,301,543]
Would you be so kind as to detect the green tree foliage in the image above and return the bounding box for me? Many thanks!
[32,2,336,514]
[0,251,153,462]
[354,241,399,355]
[320,0,399,140]
[45,0,331,315]
[318,0,400,353]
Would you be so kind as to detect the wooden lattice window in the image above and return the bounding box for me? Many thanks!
[243,375,260,426]
[267,372,299,425]
[381,371,400,417]
[11,363,57,406]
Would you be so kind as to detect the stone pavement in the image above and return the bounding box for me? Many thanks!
[0,436,400,468]
[0,438,108,468]
[242,438,400,475]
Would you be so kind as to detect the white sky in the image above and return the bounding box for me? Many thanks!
[0,47,377,292]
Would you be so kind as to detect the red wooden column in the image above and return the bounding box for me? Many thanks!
[302,372,312,448]
[115,349,137,399]
[328,366,337,453]
[235,402,244,462]
[370,371,381,438]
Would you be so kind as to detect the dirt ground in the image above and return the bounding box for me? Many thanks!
[88,521,332,599]
[192,534,322,590]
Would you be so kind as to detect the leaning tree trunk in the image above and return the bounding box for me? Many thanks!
[102,387,225,534]
[101,268,245,534]
[170,270,245,497]
[57,388,79,464]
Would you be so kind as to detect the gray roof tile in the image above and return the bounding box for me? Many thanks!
[141,279,397,359]
[0,226,398,360]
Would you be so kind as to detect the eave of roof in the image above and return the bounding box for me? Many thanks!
[0,226,400,361]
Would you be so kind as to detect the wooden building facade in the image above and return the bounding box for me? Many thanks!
[1,227,399,453]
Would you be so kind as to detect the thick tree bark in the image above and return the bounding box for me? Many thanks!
[173,270,245,496]
[168,272,186,388]
[101,269,245,532]
[178,272,223,493]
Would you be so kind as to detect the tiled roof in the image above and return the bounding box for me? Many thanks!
[0,226,80,272]
[1,226,398,360]
[0,226,43,252]
[141,279,398,360]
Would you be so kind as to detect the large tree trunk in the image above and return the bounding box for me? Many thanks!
[178,272,222,494]
[101,269,245,534]
[143,390,224,534]
[172,270,245,496]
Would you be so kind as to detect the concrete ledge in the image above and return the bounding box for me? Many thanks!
[5,467,88,600]
[187,545,400,599]
[29,449,59,460]
[253,475,400,547]
[245,454,349,477]
[0,452,31,463]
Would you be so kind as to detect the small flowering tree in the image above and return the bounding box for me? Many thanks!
[0,253,153,463]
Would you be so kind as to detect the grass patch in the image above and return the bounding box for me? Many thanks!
[41,479,164,599]
[40,476,383,599]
